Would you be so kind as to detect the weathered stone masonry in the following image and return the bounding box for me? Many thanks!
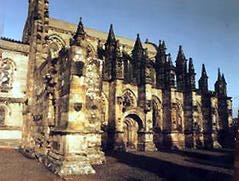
[0,0,234,177]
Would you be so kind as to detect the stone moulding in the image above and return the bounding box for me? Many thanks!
[0,97,25,103]
[50,129,103,135]
[0,39,29,54]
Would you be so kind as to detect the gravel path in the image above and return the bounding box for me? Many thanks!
[0,148,234,181]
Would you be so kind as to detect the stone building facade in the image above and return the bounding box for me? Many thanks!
[0,0,233,176]
[0,38,29,148]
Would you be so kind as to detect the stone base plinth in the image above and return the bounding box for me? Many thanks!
[19,147,36,159]
[163,132,185,149]
[144,141,157,151]
[46,154,96,177]
[87,150,105,165]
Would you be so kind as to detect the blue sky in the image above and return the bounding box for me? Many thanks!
[1,0,239,117]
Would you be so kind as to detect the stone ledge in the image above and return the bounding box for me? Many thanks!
[0,96,25,103]
[0,38,29,54]
[50,129,103,135]
[0,126,21,130]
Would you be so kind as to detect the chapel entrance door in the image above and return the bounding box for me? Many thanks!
[123,114,143,151]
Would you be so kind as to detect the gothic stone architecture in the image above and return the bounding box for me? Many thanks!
[0,0,233,176]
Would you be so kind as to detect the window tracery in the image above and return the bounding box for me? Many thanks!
[122,90,136,112]
[0,58,15,91]
[171,102,183,132]
[48,35,66,59]
[152,96,162,131]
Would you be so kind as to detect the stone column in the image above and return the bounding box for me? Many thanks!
[143,84,156,151]
[45,46,105,176]
[113,80,125,151]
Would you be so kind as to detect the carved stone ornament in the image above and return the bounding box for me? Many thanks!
[117,96,123,105]
[33,114,43,122]
[145,100,152,112]
[74,102,82,112]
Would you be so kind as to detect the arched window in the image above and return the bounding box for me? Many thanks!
[0,58,15,91]
[152,96,162,131]
[48,35,66,59]
[101,93,109,126]
[122,89,136,112]
[193,103,203,132]
[171,101,183,132]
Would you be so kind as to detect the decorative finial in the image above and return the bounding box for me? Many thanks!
[71,17,86,46]
[106,24,116,45]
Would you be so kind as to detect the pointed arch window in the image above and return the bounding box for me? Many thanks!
[122,90,137,112]
[171,102,183,132]
[0,58,15,91]
[48,34,66,59]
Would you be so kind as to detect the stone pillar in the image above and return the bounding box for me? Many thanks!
[143,84,156,151]
[45,46,105,176]
[183,92,194,148]
[113,80,125,151]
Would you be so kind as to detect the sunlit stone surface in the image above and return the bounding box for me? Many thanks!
[0,0,235,177]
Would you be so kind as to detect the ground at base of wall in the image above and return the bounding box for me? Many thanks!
[0,148,234,181]
[0,139,20,149]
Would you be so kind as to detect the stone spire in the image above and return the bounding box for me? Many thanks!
[188,58,195,74]
[71,17,86,46]
[132,34,144,63]
[165,53,176,88]
[222,73,227,85]
[199,64,208,93]
[217,68,222,82]
[222,73,227,96]
[156,40,166,64]
[131,34,145,85]
[103,24,118,81]
[162,41,166,51]
[201,64,208,78]
[176,45,187,91]
[105,24,116,46]
[187,58,196,90]
[176,45,186,64]
[167,53,173,67]
[133,34,143,51]
[155,40,167,89]
[215,68,227,96]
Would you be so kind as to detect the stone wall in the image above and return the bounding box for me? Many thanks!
[0,39,29,147]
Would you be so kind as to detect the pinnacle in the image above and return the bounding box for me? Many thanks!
[72,17,86,45]
[106,24,116,45]
[201,64,208,78]
[179,45,183,52]
[133,33,143,51]
[176,45,186,63]
[76,17,85,36]
[167,53,173,66]
[189,58,194,71]
[222,73,227,84]
[162,41,166,49]
[217,68,222,81]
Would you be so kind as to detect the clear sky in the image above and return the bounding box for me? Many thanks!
[1,0,239,117]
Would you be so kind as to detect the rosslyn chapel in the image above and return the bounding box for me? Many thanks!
[0,0,233,176]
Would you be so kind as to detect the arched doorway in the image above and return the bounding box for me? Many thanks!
[123,114,143,151]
